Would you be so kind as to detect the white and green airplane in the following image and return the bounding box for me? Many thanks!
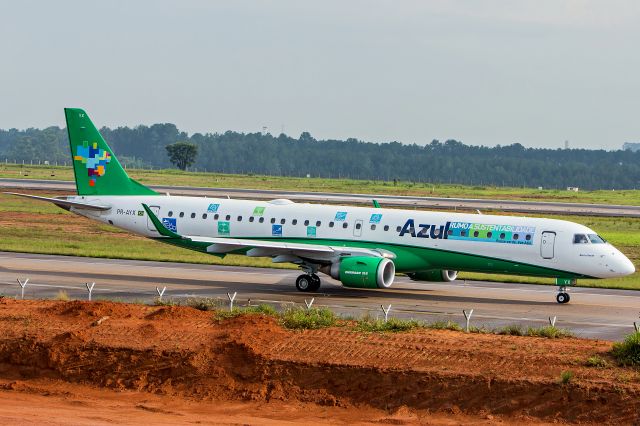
[8,109,636,304]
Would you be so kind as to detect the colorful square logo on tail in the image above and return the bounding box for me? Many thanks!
[253,206,265,216]
[369,213,382,223]
[272,224,282,236]
[218,221,230,236]
[307,226,316,237]
[74,141,111,187]
[335,211,347,221]
[162,218,177,232]
[207,203,220,212]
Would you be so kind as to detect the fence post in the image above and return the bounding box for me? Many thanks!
[304,298,314,310]
[16,278,29,300]
[381,304,391,323]
[156,286,166,301]
[85,282,95,301]
[634,322,638,333]
[549,316,557,327]
[227,292,237,311]
[463,309,474,332]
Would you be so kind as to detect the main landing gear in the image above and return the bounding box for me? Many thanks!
[296,274,321,292]
[556,286,571,304]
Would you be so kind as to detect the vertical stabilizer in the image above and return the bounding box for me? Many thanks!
[64,108,158,196]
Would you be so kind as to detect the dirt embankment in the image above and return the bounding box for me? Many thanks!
[0,299,638,425]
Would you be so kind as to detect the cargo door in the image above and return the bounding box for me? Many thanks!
[540,231,556,259]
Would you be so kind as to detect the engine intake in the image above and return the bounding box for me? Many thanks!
[322,256,395,289]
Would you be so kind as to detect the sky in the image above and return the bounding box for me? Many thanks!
[1,0,639,149]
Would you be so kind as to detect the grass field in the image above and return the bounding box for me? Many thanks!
[3,163,640,205]
[1,189,639,290]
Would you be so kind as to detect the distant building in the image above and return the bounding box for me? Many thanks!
[567,187,579,192]
[623,142,640,152]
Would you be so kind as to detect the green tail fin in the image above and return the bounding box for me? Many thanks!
[64,108,158,196]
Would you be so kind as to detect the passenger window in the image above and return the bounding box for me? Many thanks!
[259,217,265,223]
[237,216,242,221]
[329,222,334,228]
[304,220,309,226]
[225,215,230,220]
[447,230,453,236]
[190,213,196,218]
[271,218,276,224]
[396,226,401,232]
[588,234,606,244]
[168,211,174,217]
[461,230,466,237]
[371,224,376,230]
[499,233,505,239]
[513,233,519,240]
[573,234,589,244]
[202,213,207,219]
[281,218,286,224]
[384,225,389,231]
[343,222,348,229]
[525,234,531,241]
[249,217,254,222]
[356,223,362,230]
[292,219,297,225]
[473,231,479,238]
[179,212,185,218]
[316,221,321,227]
[487,232,493,238]
[214,214,219,220]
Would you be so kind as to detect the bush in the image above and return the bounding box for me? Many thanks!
[526,326,574,339]
[183,297,222,311]
[153,298,177,306]
[586,355,608,368]
[280,307,338,329]
[560,370,574,384]
[213,304,278,320]
[355,317,423,333]
[611,332,640,366]
[54,290,69,301]
[429,320,463,332]
[498,324,524,336]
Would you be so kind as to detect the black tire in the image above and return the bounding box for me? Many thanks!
[296,274,312,292]
[309,274,321,291]
[556,292,569,304]
[564,293,571,303]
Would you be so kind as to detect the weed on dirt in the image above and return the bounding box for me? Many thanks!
[611,332,640,367]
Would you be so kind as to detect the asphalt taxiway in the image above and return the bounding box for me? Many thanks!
[0,252,637,340]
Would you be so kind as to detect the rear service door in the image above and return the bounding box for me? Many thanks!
[540,231,556,259]
[147,206,161,231]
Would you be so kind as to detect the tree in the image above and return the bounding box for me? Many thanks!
[166,142,198,171]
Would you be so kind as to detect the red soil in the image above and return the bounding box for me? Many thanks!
[0,299,638,424]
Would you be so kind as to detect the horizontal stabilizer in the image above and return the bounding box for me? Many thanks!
[4,192,111,211]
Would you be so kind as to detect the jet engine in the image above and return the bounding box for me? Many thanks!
[321,256,395,289]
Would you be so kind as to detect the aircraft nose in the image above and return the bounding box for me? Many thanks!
[620,255,636,276]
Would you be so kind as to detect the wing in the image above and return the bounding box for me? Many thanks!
[142,203,395,264]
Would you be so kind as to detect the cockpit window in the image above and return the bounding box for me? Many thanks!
[573,234,589,244]
[588,234,606,244]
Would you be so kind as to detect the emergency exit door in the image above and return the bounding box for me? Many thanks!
[540,231,556,259]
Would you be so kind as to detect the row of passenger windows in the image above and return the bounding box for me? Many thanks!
[456,229,532,241]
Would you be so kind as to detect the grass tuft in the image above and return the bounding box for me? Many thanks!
[560,370,574,384]
[214,304,278,320]
[498,324,524,336]
[526,325,574,339]
[429,320,464,332]
[183,297,223,311]
[611,332,640,366]
[586,354,608,368]
[280,307,338,329]
[355,317,424,333]
[54,290,69,301]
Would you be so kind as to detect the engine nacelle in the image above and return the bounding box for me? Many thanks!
[322,256,396,289]
[407,270,458,282]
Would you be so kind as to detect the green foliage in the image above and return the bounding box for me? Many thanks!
[280,307,338,329]
[183,297,223,311]
[526,326,574,339]
[165,141,198,171]
[586,355,608,368]
[54,290,69,301]
[153,298,177,306]
[428,320,463,331]
[213,304,278,320]
[611,332,640,366]
[355,317,424,333]
[560,370,574,384]
[498,324,524,336]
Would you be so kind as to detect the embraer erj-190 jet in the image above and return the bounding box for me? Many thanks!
[8,109,635,304]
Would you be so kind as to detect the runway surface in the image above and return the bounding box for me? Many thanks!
[2,177,640,217]
[1,251,637,341]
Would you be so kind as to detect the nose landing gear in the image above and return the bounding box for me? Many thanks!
[556,286,570,304]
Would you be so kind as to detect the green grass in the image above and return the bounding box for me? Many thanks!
[560,370,574,384]
[4,162,640,205]
[280,307,339,329]
[526,325,574,339]
[213,304,279,320]
[586,355,609,368]
[611,332,640,367]
[354,317,425,332]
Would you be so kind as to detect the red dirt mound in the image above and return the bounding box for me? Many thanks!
[0,299,637,425]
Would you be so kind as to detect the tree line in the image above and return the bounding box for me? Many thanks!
[0,124,638,190]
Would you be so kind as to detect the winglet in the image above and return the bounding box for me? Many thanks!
[142,203,182,238]
[372,199,381,208]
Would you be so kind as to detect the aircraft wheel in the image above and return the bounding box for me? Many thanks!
[296,274,313,292]
[556,292,570,304]
[309,274,321,291]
